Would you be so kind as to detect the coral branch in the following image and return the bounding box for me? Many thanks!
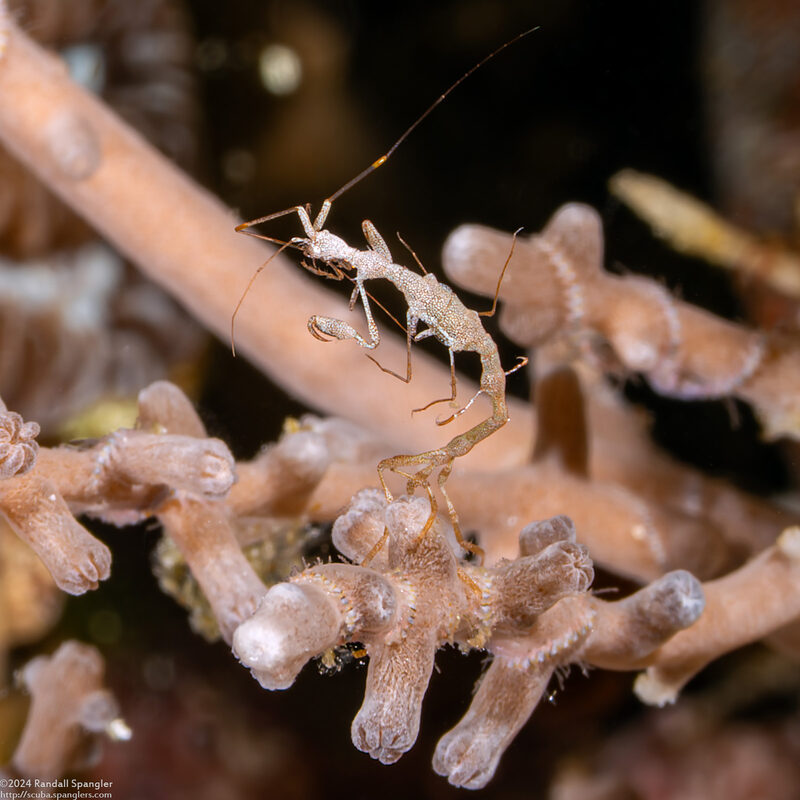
[635,526,800,706]
[0,381,268,640]
[12,641,129,780]
[610,169,800,298]
[111,381,267,642]
[234,493,594,767]
[228,415,390,520]
[447,464,730,581]
[253,377,786,584]
[233,491,714,788]
[433,659,552,789]
[583,570,706,669]
[2,9,796,792]
[436,575,707,789]
[442,206,800,439]
[0,467,111,595]
[0,384,243,596]
[157,496,265,643]
[298,387,790,573]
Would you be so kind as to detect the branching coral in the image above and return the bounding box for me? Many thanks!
[1,378,390,642]
[222,193,796,787]
[0,366,789,788]
[231,470,797,788]
[634,525,800,706]
[0,381,267,644]
[0,394,61,679]
[609,169,800,300]
[233,493,594,769]
[155,412,393,640]
[442,204,800,439]
[233,489,707,788]
[434,569,705,790]
[0,382,236,598]
[11,641,129,780]
[132,381,271,642]
[284,364,787,582]
[1,6,799,793]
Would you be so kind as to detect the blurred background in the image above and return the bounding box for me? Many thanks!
[2,0,800,797]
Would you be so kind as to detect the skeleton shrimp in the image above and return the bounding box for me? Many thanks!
[234,30,535,561]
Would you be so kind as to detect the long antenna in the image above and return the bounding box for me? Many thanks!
[327,26,540,204]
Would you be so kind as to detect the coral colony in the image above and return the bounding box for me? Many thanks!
[1,3,800,792]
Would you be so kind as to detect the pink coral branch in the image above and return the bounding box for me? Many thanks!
[443,205,800,439]
[0,400,241,596]
[282,370,785,582]
[134,381,268,642]
[233,493,709,789]
[610,169,800,298]
[12,641,129,780]
[0,382,267,639]
[635,525,800,706]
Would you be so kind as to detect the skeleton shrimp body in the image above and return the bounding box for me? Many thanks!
[235,30,535,558]
[286,201,512,554]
